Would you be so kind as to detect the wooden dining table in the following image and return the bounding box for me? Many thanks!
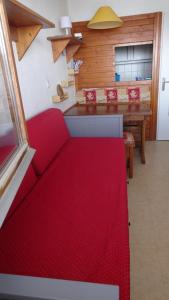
[64,102,152,164]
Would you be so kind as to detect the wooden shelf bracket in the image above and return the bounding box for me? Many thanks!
[12,25,42,61]
[47,35,82,63]
[66,44,81,63]
[51,38,70,62]
[5,0,55,61]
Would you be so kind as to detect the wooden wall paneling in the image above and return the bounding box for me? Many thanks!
[75,48,114,59]
[81,33,154,46]
[75,46,115,88]
[72,12,162,140]
[81,65,115,73]
[72,14,155,90]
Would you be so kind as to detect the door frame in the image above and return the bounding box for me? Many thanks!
[151,12,162,140]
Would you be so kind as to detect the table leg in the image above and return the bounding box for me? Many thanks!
[129,145,134,178]
[140,119,146,164]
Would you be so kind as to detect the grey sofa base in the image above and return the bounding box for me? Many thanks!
[64,115,123,138]
[0,274,119,300]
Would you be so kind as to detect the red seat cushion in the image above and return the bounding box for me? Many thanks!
[0,138,129,300]
[27,109,70,175]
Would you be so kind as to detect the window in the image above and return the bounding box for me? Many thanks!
[0,22,26,170]
[0,0,34,226]
[115,42,153,82]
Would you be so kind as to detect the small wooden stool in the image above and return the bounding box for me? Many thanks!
[123,131,135,178]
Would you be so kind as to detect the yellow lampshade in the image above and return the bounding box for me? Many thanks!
[87,6,123,29]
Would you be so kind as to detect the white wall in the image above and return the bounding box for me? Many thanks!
[14,0,75,119]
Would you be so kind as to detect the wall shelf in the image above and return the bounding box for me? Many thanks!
[5,0,55,60]
[61,80,75,88]
[47,35,82,63]
[52,94,69,103]
[68,68,79,76]
[111,80,152,87]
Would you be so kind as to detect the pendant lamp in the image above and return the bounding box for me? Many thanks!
[87,6,123,29]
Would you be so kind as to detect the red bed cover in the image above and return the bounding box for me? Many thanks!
[0,137,130,300]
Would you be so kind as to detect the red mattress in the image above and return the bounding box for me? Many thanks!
[0,138,129,300]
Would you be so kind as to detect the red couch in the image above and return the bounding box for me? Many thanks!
[0,109,130,300]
